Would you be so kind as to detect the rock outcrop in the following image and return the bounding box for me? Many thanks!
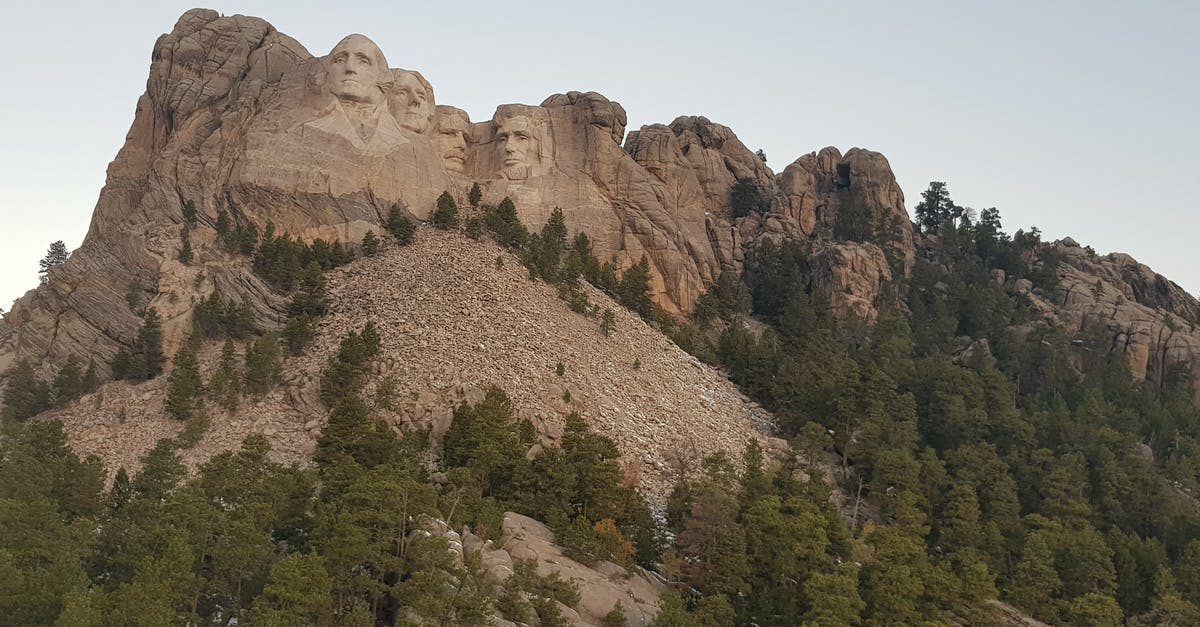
[0,9,916,378]
[495,513,663,625]
[810,242,895,321]
[776,146,915,273]
[1017,240,1200,404]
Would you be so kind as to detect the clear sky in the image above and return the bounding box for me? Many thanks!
[2,1,1197,312]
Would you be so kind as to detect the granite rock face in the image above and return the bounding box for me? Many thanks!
[0,9,914,383]
[1018,240,1200,404]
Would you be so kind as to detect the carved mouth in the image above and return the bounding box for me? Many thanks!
[503,158,521,165]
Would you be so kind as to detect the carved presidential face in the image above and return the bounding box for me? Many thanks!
[496,115,537,180]
[325,35,389,105]
[393,71,433,133]
[434,109,470,173]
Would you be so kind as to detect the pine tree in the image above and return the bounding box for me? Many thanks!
[177,226,193,264]
[485,197,528,248]
[730,179,769,217]
[913,181,957,234]
[386,206,416,245]
[433,191,460,229]
[361,230,380,256]
[617,256,653,318]
[208,340,241,411]
[38,240,69,283]
[803,564,865,626]
[600,309,615,337]
[165,339,203,420]
[181,200,197,226]
[133,308,166,380]
[247,554,336,627]
[1,360,51,421]
[244,334,283,396]
[1007,532,1062,622]
[51,356,86,407]
[468,182,483,207]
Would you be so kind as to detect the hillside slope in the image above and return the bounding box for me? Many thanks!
[49,228,769,499]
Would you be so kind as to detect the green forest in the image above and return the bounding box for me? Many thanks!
[5,185,1200,626]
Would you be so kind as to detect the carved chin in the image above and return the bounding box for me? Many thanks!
[443,156,465,172]
[502,163,529,180]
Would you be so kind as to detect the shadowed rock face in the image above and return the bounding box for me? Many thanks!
[0,9,915,381]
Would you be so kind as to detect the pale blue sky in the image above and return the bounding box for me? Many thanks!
[2,1,1197,311]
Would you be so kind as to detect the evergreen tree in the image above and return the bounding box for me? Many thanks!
[442,387,526,496]
[485,197,529,248]
[730,179,770,217]
[803,563,865,626]
[913,181,957,234]
[246,554,336,627]
[244,334,283,396]
[676,474,749,597]
[181,200,197,226]
[2,360,51,421]
[282,315,318,356]
[617,256,653,318]
[117,308,166,381]
[1007,532,1062,622]
[38,240,69,283]
[468,182,483,207]
[177,226,193,264]
[386,206,416,245]
[287,262,328,318]
[51,356,86,407]
[165,339,203,420]
[833,188,876,243]
[360,230,380,256]
[207,340,241,412]
[433,191,460,229]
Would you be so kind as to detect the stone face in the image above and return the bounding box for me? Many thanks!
[0,9,912,387]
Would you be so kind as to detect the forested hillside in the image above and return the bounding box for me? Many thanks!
[5,183,1200,627]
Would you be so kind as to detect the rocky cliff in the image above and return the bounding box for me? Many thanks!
[0,8,916,379]
[1016,238,1200,403]
[6,8,1197,406]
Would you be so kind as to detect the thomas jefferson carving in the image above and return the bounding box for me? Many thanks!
[391,70,434,134]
